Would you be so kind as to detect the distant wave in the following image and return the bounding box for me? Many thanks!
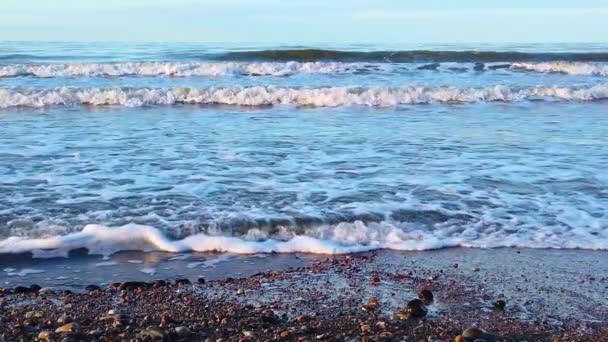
[216,49,608,62]
[2,61,608,78]
[1,85,608,108]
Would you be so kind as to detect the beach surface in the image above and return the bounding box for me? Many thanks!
[1,248,607,341]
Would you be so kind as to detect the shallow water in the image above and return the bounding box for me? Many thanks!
[0,43,607,256]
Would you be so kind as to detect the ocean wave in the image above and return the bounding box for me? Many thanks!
[217,49,608,62]
[2,61,608,78]
[1,85,607,108]
[511,62,608,76]
[1,221,606,258]
[0,61,378,78]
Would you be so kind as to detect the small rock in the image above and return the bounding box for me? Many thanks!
[38,330,52,340]
[175,278,191,286]
[371,275,380,286]
[25,311,43,319]
[418,289,434,304]
[455,336,464,342]
[242,330,254,337]
[493,300,506,310]
[261,309,278,324]
[406,299,427,318]
[57,314,73,325]
[13,286,31,294]
[85,285,100,292]
[30,284,42,292]
[197,277,206,284]
[118,281,149,291]
[39,288,55,295]
[55,323,78,334]
[141,327,165,339]
[174,326,191,338]
[152,279,167,287]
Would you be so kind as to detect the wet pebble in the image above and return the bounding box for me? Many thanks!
[406,299,428,318]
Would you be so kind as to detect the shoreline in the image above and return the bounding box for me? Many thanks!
[1,248,607,341]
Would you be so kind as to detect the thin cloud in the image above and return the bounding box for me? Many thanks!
[354,7,608,20]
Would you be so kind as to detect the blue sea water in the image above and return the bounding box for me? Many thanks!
[0,42,607,256]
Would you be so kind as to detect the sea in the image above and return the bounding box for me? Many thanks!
[0,42,607,260]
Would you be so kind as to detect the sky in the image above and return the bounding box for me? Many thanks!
[1,0,608,43]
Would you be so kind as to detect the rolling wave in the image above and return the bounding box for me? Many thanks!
[216,49,608,62]
[1,220,606,258]
[0,61,378,78]
[1,84,607,108]
[1,61,608,78]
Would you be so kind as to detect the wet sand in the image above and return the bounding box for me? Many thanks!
[0,248,607,341]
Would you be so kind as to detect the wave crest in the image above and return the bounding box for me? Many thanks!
[1,221,606,258]
[1,85,607,108]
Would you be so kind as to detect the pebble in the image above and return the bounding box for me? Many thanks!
[55,322,78,334]
[140,327,165,339]
[38,288,55,295]
[493,300,506,310]
[261,309,278,324]
[175,278,191,286]
[38,330,52,340]
[13,286,31,294]
[174,326,191,337]
[406,299,428,318]
[85,285,101,292]
[30,284,42,292]
[418,289,434,304]
[197,277,206,284]
[25,310,43,319]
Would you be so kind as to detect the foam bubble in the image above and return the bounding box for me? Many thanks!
[1,84,607,109]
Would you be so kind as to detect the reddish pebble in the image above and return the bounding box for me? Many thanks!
[371,276,380,286]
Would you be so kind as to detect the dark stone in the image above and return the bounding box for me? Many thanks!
[13,286,31,294]
[418,289,434,304]
[85,285,101,292]
[261,309,278,324]
[406,299,427,318]
[152,280,167,287]
[62,290,74,296]
[197,277,206,284]
[29,284,41,292]
[118,282,150,291]
[493,300,506,310]
[462,328,485,341]
[175,279,191,286]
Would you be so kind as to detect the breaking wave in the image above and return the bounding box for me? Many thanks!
[511,62,608,76]
[1,221,606,258]
[1,84,608,108]
[0,61,378,78]
[2,61,608,78]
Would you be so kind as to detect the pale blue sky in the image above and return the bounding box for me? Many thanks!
[1,0,607,43]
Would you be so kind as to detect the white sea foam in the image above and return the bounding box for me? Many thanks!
[0,222,606,259]
[510,62,608,76]
[0,62,373,78]
[1,84,607,109]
